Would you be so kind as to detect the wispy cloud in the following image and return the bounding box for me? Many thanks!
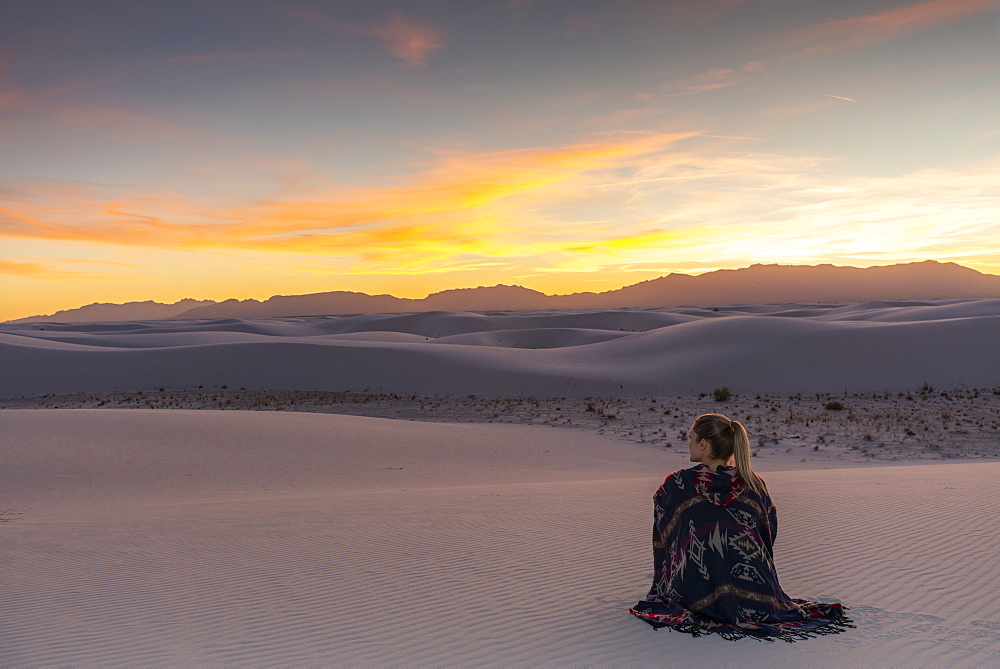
[638,0,756,28]
[662,62,768,97]
[969,128,1000,146]
[0,59,23,108]
[292,8,442,67]
[566,155,1000,275]
[585,107,662,126]
[154,50,304,65]
[0,259,56,276]
[0,133,691,273]
[371,12,443,67]
[565,0,631,29]
[0,258,109,279]
[3,142,999,290]
[3,50,304,109]
[772,0,999,59]
[823,94,859,104]
[11,138,1000,280]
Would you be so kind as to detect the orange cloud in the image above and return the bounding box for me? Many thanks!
[0,258,110,279]
[773,0,999,58]
[564,227,717,255]
[7,140,997,284]
[372,12,443,67]
[0,133,691,272]
[292,8,442,67]
[0,259,52,276]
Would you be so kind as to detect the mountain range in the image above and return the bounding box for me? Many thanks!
[9,261,1000,323]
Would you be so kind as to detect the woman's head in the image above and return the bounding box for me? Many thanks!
[689,413,765,494]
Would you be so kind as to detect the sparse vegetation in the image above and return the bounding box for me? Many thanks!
[712,387,732,402]
[4,386,997,462]
[824,401,845,411]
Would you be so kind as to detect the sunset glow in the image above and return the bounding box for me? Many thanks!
[2,0,999,320]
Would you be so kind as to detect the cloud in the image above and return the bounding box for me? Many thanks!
[0,258,108,279]
[563,227,717,255]
[585,107,663,127]
[0,132,691,272]
[823,94,859,103]
[154,51,305,65]
[371,12,443,67]
[3,137,998,282]
[292,8,442,67]
[772,0,1000,59]
[51,105,199,141]
[637,157,1000,269]
[661,65,767,97]
[640,0,756,27]
[0,59,23,108]
[566,0,630,29]
[0,259,54,276]
[970,128,1000,146]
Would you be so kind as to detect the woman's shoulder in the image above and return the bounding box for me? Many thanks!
[659,466,698,488]
[739,477,774,508]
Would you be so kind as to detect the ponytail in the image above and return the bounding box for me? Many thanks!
[692,413,766,495]
[730,420,766,495]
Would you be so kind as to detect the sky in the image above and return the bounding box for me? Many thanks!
[2,0,999,320]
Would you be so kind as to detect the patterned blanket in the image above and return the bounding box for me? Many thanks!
[629,464,852,640]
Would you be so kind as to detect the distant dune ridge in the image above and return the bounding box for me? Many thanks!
[2,298,996,397]
[9,260,1000,323]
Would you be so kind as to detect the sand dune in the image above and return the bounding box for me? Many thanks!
[1,299,996,397]
[2,410,997,666]
[4,299,995,665]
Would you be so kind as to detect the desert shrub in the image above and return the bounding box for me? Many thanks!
[824,401,845,411]
[712,387,732,402]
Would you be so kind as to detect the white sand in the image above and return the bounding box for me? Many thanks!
[3,409,998,667]
[3,299,996,665]
[2,298,997,397]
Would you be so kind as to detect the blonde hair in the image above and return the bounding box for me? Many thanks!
[692,413,766,495]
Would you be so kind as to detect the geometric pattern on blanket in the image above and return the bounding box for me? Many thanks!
[629,464,854,641]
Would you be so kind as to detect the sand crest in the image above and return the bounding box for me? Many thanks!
[2,299,997,397]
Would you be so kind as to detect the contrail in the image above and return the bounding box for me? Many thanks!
[823,93,859,103]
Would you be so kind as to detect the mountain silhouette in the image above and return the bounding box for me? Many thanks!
[9,298,215,324]
[9,261,999,323]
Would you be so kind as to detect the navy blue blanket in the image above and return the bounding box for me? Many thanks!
[629,464,851,640]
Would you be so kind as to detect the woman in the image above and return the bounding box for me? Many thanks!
[629,413,851,640]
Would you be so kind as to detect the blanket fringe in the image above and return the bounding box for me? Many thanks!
[643,609,856,642]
